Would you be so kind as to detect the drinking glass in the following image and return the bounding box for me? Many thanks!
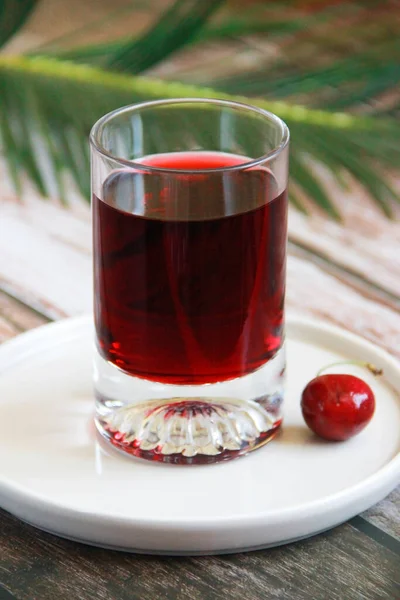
[90,98,289,464]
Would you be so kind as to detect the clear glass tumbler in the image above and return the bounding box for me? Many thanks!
[90,98,289,464]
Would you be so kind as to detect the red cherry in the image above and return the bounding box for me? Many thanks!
[301,373,375,441]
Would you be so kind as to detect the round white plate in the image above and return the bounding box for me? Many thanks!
[0,315,399,555]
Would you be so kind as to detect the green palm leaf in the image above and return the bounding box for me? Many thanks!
[39,0,224,73]
[209,39,400,112]
[37,7,324,66]
[0,0,37,49]
[104,0,224,73]
[0,0,399,218]
[1,54,399,218]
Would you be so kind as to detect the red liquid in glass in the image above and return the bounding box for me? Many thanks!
[93,152,287,384]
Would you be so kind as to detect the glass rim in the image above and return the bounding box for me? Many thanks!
[89,97,290,174]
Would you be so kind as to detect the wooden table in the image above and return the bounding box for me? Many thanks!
[0,177,399,599]
[1,0,399,592]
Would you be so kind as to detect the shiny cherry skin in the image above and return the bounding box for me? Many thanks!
[301,374,375,441]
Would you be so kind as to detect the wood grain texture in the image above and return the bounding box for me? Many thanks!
[287,256,400,358]
[0,315,17,343]
[1,1,399,597]
[0,510,399,600]
[0,290,48,341]
[361,488,400,540]
[288,170,400,300]
[0,185,91,317]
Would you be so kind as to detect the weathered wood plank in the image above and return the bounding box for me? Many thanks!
[289,241,400,313]
[0,315,18,343]
[362,487,400,540]
[0,195,92,317]
[0,509,398,600]
[287,255,400,358]
[0,290,48,339]
[0,585,16,599]
[289,177,400,298]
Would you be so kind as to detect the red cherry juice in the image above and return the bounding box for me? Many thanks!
[93,151,287,384]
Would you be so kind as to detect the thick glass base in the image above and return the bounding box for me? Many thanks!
[94,345,285,464]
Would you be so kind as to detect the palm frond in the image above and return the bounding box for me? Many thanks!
[106,0,224,73]
[0,0,37,49]
[289,153,341,220]
[194,0,358,42]
[1,0,399,218]
[0,55,399,218]
[33,0,349,71]
[163,1,400,117]
[47,0,223,74]
[209,39,400,112]
[37,8,326,66]
[28,0,400,119]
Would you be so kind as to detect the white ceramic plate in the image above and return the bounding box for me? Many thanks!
[0,315,399,555]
